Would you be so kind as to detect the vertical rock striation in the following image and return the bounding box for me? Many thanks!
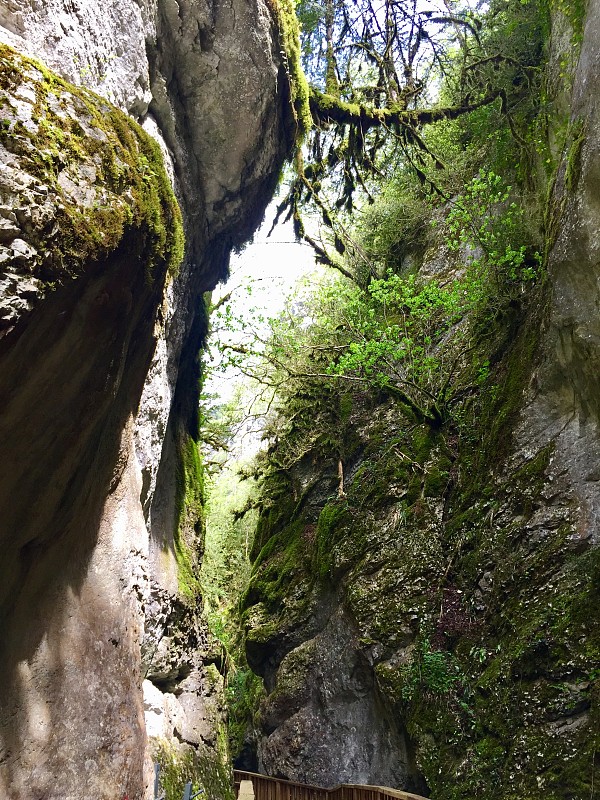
[0,2,292,798]
[522,0,600,546]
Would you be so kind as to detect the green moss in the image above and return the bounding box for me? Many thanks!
[339,392,353,422]
[456,292,547,510]
[408,472,428,506]
[344,423,449,518]
[174,434,205,598]
[313,499,348,580]
[0,44,184,282]
[565,117,586,192]
[153,741,234,800]
[400,426,598,798]
[271,0,312,140]
[411,426,434,462]
[250,474,297,560]
[423,464,450,496]
[244,518,307,610]
[309,86,361,122]
[550,0,587,44]
[348,446,410,509]
[243,607,283,647]
[226,667,265,758]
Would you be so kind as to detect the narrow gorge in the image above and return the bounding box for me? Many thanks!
[0,1,598,799]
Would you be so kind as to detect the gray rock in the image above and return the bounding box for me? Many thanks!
[258,608,411,789]
[514,0,600,548]
[0,215,20,243]
[9,237,37,263]
[0,2,290,798]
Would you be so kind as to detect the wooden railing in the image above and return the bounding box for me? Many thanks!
[234,771,429,800]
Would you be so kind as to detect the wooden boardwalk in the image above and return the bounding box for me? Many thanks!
[234,770,429,800]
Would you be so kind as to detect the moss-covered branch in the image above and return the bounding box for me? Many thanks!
[270,0,312,141]
[309,85,504,132]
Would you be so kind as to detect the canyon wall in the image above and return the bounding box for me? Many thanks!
[2,1,599,798]
[0,2,291,798]
[239,5,600,798]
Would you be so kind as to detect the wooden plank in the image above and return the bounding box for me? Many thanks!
[233,772,429,800]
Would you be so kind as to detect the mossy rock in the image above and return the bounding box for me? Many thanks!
[0,44,184,283]
[245,517,309,606]
[153,740,234,800]
[174,432,205,599]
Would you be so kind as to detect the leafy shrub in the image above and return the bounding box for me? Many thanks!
[445,171,541,300]
[400,639,463,702]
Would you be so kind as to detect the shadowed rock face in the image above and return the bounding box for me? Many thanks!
[0,2,290,797]
[520,0,600,545]
[256,606,413,789]
[0,247,158,800]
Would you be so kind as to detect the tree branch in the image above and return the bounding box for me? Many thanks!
[309,85,503,131]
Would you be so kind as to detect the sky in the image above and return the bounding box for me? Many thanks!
[200,197,325,462]
[204,198,318,405]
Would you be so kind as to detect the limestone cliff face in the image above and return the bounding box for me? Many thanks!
[0,2,290,798]
[524,1,600,552]
[240,7,600,799]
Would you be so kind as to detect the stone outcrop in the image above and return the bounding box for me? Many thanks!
[256,605,413,789]
[523,0,600,548]
[0,2,291,798]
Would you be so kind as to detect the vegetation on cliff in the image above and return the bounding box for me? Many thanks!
[200,0,599,795]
